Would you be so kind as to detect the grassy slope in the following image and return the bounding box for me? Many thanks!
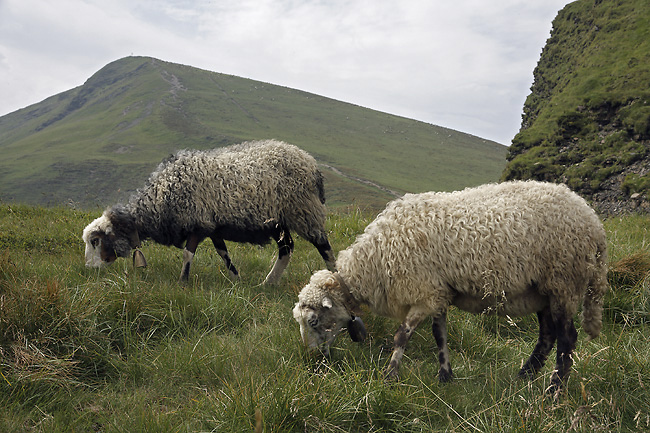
[502,0,650,197]
[1,204,649,432]
[0,57,506,210]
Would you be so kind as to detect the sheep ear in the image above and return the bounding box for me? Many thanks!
[347,316,367,342]
[322,297,333,309]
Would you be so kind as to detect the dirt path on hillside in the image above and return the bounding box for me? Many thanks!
[320,163,402,198]
[209,77,261,124]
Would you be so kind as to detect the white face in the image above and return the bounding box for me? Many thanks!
[293,294,351,357]
[84,239,105,268]
[294,270,365,355]
[82,215,112,268]
[293,303,337,356]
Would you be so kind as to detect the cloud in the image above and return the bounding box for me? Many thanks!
[0,0,570,144]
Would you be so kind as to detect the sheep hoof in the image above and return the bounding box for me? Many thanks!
[518,366,537,381]
[438,369,453,383]
[383,367,399,382]
[545,374,565,398]
[545,382,564,400]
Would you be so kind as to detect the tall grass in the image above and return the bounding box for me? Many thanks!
[1,203,649,432]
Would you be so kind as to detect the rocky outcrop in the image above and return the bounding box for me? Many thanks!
[502,0,650,215]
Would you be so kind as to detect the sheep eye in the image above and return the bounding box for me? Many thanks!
[307,316,319,328]
[91,238,100,248]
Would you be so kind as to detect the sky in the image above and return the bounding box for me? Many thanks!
[0,0,573,145]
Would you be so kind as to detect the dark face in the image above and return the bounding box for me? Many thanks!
[86,232,118,267]
[83,215,118,267]
[82,213,135,267]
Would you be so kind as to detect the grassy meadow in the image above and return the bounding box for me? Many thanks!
[1,203,650,432]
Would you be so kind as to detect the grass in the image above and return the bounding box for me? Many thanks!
[1,203,650,432]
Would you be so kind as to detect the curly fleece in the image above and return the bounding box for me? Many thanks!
[124,139,329,248]
[310,180,608,339]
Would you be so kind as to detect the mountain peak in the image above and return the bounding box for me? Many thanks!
[0,57,506,209]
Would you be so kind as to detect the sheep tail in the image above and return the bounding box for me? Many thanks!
[581,244,609,340]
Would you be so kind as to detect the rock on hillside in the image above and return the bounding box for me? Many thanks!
[502,0,650,215]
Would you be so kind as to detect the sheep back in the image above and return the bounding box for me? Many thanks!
[338,181,608,325]
[127,140,328,247]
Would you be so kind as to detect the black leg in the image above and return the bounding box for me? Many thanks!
[180,233,204,282]
[519,306,557,379]
[549,308,577,393]
[211,236,238,279]
[277,229,295,260]
[432,312,453,382]
[264,228,294,284]
[313,238,336,271]
[384,306,429,381]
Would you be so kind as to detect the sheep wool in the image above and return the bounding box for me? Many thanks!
[294,180,608,393]
[83,139,336,284]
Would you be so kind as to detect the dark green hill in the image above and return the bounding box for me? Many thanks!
[503,0,650,214]
[0,56,506,210]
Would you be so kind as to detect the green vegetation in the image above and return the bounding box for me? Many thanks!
[0,56,506,211]
[1,203,649,432]
[503,0,650,200]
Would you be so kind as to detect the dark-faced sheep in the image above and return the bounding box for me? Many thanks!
[293,181,608,393]
[83,140,336,284]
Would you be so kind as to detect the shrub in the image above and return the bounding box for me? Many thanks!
[621,105,650,138]
[622,173,650,198]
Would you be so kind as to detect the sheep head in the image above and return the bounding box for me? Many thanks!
[82,206,143,268]
[293,270,366,356]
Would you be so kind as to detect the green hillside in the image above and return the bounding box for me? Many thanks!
[0,56,506,210]
[503,0,650,214]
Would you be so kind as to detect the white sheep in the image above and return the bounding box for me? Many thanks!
[83,140,336,284]
[293,181,608,392]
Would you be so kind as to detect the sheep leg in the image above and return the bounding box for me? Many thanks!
[180,233,204,282]
[313,238,336,271]
[519,306,557,379]
[549,307,577,393]
[384,306,429,380]
[263,228,294,285]
[210,237,239,280]
[432,311,453,382]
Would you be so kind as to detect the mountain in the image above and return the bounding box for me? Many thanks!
[0,56,506,210]
[502,0,650,214]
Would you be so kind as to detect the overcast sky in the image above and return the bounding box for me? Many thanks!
[0,0,573,145]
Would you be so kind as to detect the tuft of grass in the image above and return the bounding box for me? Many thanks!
[609,251,650,287]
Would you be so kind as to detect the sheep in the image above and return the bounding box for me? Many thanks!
[293,180,608,393]
[82,139,336,284]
